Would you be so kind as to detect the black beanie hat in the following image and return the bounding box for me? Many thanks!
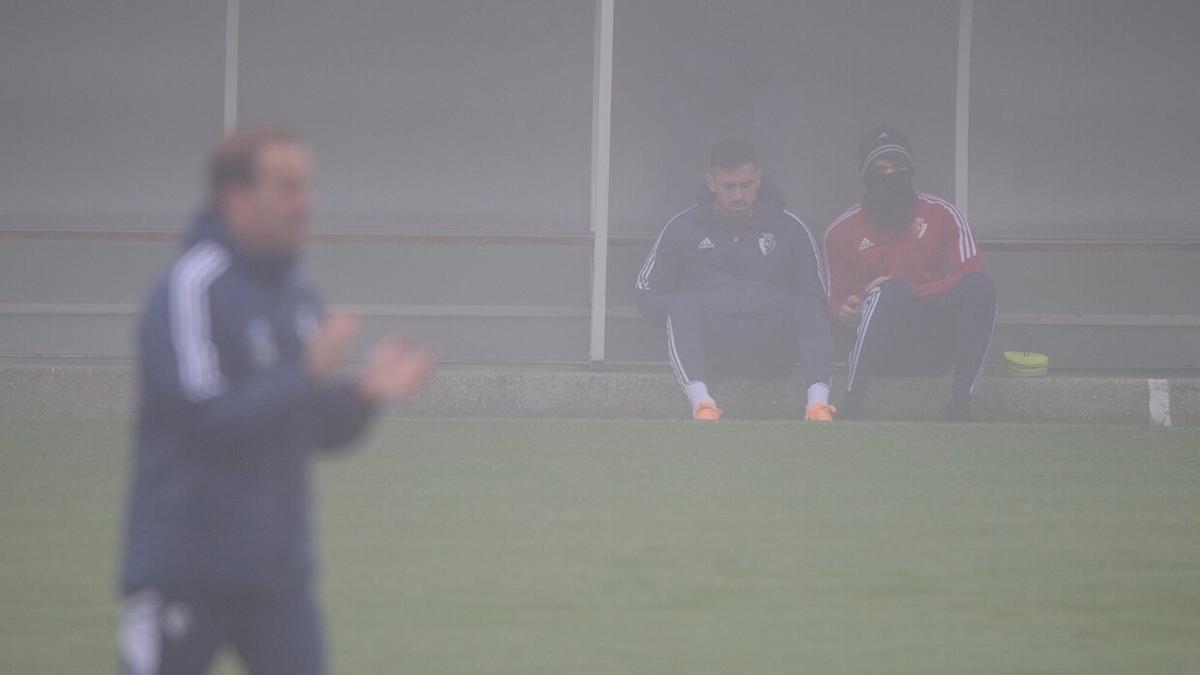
[859,126,913,179]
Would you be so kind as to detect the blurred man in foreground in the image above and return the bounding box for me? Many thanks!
[635,138,835,421]
[118,129,434,675]
[824,126,996,421]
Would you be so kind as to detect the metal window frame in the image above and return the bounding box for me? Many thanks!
[224,0,239,133]
[588,0,615,364]
[956,0,974,215]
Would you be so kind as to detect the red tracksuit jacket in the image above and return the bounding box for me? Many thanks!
[823,192,985,318]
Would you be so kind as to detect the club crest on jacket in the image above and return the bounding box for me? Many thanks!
[759,232,776,256]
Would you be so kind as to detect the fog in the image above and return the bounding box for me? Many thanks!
[1,0,1197,368]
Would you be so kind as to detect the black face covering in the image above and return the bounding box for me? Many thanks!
[863,169,915,229]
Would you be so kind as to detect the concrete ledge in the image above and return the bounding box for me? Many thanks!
[1,363,1195,426]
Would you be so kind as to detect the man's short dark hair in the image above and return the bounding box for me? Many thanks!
[709,138,757,172]
[208,128,303,202]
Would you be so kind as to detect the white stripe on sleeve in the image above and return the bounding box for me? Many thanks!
[784,210,828,296]
[169,242,231,402]
[636,205,698,291]
[823,205,862,251]
[919,193,977,262]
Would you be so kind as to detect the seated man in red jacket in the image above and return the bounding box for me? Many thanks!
[824,127,996,421]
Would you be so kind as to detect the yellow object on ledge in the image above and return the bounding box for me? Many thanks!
[1004,350,1049,376]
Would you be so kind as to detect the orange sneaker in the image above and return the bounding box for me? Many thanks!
[693,400,722,421]
[804,403,837,422]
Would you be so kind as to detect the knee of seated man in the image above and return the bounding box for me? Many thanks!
[951,271,996,304]
[873,278,915,307]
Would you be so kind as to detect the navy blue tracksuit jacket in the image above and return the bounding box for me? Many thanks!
[635,181,827,320]
[120,209,375,596]
[634,181,832,388]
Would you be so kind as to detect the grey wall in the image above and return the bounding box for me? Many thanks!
[239,0,594,232]
[6,0,1197,236]
[0,1,225,228]
[1,1,1197,367]
[970,0,1200,239]
[611,0,960,235]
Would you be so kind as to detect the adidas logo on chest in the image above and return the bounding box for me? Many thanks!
[697,237,715,250]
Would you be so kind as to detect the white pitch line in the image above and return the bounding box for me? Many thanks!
[1148,379,1172,427]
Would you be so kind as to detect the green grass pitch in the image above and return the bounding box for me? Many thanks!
[2,418,1198,674]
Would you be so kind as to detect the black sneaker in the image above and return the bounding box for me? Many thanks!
[945,397,974,423]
